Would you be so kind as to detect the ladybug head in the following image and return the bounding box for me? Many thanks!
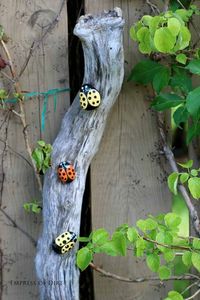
[81,84,94,94]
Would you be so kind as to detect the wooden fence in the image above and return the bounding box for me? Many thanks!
[0,0,173,299]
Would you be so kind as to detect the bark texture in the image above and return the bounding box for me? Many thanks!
[35,8,124,300]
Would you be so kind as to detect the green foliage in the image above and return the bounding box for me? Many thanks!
[167,160,200,200]
[32,140,52,175]
[23,199,42,214]
[76,212,200,286]
[0,89,8,108]
[0,25,4,40]
[164,290,183,300]
[130,8,194,54]
[129,5,200,143]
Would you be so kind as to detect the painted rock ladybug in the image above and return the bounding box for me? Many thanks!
[79,84,101,110]
[57,161,76,183]
[52,231,77,254]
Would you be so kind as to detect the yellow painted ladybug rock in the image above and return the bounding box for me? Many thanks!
[52,231,77,254]
[57,161,76,183]
[79,84,101,110]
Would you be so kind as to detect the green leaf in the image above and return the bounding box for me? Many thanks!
[182,251,192,267]
[154,27,176,53]
[151,93,184,111]
[163,249,175,262]
[98,241,119,256]
[168,18,181,36]
[127,227,138,243]
[37,140,46,147]
[141,15,153,26]
[188,177,200,199]
[76,247,93,271]
[135,238,147,257]
[152,67,170,93]
[149,16,161,34]
[191,169,198,177]
[175,9,192,22]
[32,148,44,171]
[128,60,164,84]
[23,203,31,212]
[130,26,137,41]
[158,265,171,280]
[111,232,127,256]
[186,87,200,116]
[169,66,192,93]
[137,27,152,54]
[0,25,4,40]
[192,238,200,250]
[164,213,181,229]
[179,173,189,184]
[136,219,147,232]
[168,290,184,300]
[115,223,129,234]
[176,53,187,65]
[185,59,200,75]
[191,252,200,272]
[173,106,189,127]
[168,172,179,195]
[156,231,173,252]
[146,253,160,272]
[186,123,200,144]
[175,26,191,51]
[92,228,109,245]
[145,218,158,230]
[178,160,193,169]
[23,201,41,214]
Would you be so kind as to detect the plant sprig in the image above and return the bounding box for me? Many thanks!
[129,4,200,144]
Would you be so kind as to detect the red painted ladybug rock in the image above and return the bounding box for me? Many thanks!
[57,162,76,183]
[79,84,101,110]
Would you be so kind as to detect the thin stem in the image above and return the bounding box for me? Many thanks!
[143,236,193,251]
[181,281,200,296]
[146,0,160,14]
[90,262,199,283]
[185,289,200,300]
[157,112,200,237]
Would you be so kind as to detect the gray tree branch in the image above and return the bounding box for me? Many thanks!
[35,8,124,300]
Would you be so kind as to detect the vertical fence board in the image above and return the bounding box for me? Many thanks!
[0,1,69,299]
[86,1,172,299]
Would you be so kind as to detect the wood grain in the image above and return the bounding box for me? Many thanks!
[0,1,69,299]
[86,1,172,299]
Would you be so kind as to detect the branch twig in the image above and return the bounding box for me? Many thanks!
[157,112,200,237]
[185,289,200,300]
[146,0,160,14]
[0,40,42,192]
[0,208,36,246]
[163,0,170,12]
[19,0,66,78]
[89,262,199,283]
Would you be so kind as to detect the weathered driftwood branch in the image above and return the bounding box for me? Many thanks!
[35,8,124,300]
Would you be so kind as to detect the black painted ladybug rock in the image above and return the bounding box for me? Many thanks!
[52,231,77,254]
[79,84,101,110]
[57,161,76,183]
